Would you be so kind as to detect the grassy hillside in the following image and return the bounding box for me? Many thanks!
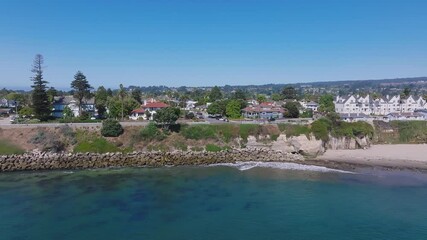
[0,139,25,155]
[374,121,427,144]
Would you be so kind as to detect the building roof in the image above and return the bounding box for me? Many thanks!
[306,101,318,106]
[259,102,275,107]
[243,106,285,113]
[141,102,169,108]
[131,108,146,114]
[386,112,423,117]
[339,113,369,118]
[53,95,95,105]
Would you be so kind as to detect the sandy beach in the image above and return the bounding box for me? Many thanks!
[316,144,427,169]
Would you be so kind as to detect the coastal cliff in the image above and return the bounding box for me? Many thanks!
[0,122,375,160]
[246,133,370,157]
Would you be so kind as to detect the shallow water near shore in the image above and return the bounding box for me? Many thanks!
[1,164,427,239]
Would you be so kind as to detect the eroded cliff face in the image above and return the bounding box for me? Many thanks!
[245,134,371,157]
[246,134,324,157]
[326,135,370,150]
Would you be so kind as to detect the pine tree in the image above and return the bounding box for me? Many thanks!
[71,71,92,116]
[30,54,51,121]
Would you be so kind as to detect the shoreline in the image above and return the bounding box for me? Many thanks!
[1,144,427,173]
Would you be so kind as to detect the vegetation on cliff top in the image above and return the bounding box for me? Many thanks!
[375,120,427,144]
[1,120,376,155]
[0,140,25,155]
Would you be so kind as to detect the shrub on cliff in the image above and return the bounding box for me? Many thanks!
[28,130,66,153]
[205,144,230,152]
[332,121,374,139]
[391,121,427,143]
[180,125,216,140]
[239,124,261,142]
[153,107,180,130]
[101,119,123,137]
[278,124,311,138]
[139,123,166,141]
[311,118,331,141]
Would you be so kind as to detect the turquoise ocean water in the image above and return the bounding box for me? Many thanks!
[1,163,427,240]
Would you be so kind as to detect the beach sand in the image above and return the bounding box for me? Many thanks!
[315,144,427,169]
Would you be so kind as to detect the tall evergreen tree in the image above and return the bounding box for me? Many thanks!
[118,84,127,120]
[30,54,51,121]
[209,86,223,102]
[71,71,92,116]
[282,86,297,100]
[131,88,142,104]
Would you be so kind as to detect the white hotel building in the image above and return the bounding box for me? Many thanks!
[334,94,427,116]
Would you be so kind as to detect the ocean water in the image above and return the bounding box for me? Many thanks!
[1,163,427,240]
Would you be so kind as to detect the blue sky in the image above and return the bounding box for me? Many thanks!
[1,0,427,89]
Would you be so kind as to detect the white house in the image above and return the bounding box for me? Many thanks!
[300,101,319,112]
[52,96,96,118]
[185,100,197,110]
[385,112,425,121]
[339,113,370,122]
[130,101,170,120]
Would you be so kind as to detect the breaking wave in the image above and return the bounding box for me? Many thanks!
[209,161,354,174]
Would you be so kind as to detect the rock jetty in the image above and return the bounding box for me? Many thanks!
[0,149,303,172]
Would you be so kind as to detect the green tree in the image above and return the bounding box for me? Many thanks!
[95,86,108,118]
[282,86,297,100]
[232,89,247,100]
[118,84,127,120]
[145,110,152,120]
[271,93,283,101]
[154,107,180,129]
[318,94,335,113]
[30,54,51,121]
[106,88,113,97]
[71,71,92,116]
[256,94,267,104]
[63,106,74,119]
[101,119,124,137]
[209,86,222,101]
[131,88,142,104]
[402,87,411,98]
[300,109,313,118]
[107,96,139,119]
[18,106,34,117]
[284,102,300,118]
[225,99,242,119]
[46,87,57,103]
[207,102,222,115]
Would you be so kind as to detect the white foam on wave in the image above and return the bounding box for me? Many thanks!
[210,161,354,174]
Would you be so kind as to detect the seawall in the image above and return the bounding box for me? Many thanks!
[0,149,303,172]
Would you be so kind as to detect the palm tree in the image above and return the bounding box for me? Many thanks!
[118,84,126,120]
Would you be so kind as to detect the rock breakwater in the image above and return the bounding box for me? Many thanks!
[0,149,303,172]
